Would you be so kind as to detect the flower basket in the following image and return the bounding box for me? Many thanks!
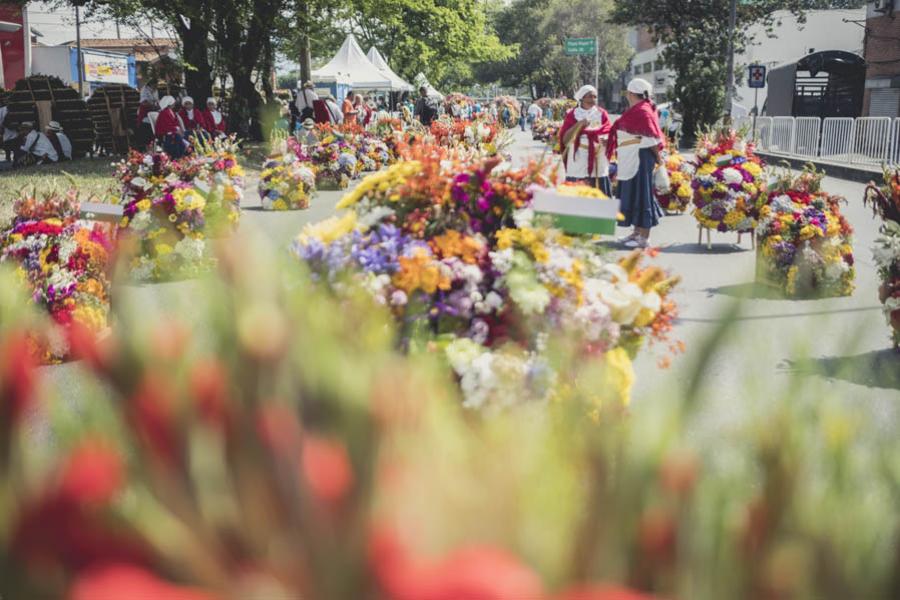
[864,167,900,348]
[259,151,317,211]
[656,148,694,214]
[691,128,766,241]
[755,166,854,298]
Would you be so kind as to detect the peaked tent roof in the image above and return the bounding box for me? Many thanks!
[413,72,444,100]
[366,47,413,92]
[312,34,393,90]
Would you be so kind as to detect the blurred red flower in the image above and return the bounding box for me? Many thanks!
[59,441,124,506]
[554,584,660,600]
[0,329,38,426]
[301,434,353,505]
[370,527,543,600]
[69,563,218,600]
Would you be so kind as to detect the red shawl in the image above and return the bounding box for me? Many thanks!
[154,108,180,137]
[558,107,611,175]
[606,99,664,159]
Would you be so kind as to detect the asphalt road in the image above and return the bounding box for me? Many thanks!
[36,129,899,444]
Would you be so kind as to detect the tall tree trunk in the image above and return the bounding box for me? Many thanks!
[298,1,312,84]
[178,21,213,103]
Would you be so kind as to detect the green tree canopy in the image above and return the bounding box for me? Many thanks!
[476,0,633,101]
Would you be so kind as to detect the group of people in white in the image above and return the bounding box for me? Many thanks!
[559,78,664,249]
[0,102,73,166]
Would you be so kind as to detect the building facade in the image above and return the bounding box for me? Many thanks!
[863,0,900,117]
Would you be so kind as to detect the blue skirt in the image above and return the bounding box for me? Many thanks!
[618,148,662,229]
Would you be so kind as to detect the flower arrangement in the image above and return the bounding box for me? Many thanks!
[0,189,112,362]
[293,148,679,409]
[428,115,506,156]
[115,140,244,282]
[494,95,521,128]
[535,97,576,120]
[307,126,358,190]
[864,167,900,347]
[691,128,766,232]
[531,118,561,148]
[756,166,854,297]
[444,92,473,117]
[258,142,317,211]
[656,147,695,214]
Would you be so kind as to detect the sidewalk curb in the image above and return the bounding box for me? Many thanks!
[755,152,883,185]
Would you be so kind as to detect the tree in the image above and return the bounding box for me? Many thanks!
[476,0,632,101]
[346,0,512,88]
[612,0,842,141]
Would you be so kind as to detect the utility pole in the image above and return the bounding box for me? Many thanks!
[594,36,599,93]
[75,5,83,96]
[723,0,737,120]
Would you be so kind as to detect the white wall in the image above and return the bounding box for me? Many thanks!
[624,8,866,113]
[735,8,865,112]
[31,46,72,83]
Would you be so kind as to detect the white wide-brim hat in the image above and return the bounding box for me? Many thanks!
[159,95,176,110]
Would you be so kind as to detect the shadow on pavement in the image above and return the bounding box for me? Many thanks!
[656,243,750,255]
[779,349,900,391]
[706,282,798,301]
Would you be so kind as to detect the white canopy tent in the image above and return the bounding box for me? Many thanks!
[366,46,412,92]
[413,72,444,101]
[312,34,393,90]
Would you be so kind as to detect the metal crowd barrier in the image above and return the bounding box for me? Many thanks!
[729,115,900,168]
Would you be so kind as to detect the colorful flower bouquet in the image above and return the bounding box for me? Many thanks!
[691,128,766,233]
[307,126,358,190]
[864,168,900,348]
[0,190,112,362]
[115,143,243,282]
[258,141,317,211]
[756,166,854,297]
[293,147,679,409]
[656,148,695,214]
[428,115,507,156]
[494,95,521,128]
[535,97,576,120]
[531,118,561,147]
[444,92,473,117]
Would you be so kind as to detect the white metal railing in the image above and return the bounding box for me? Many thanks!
[792,117,820,157]
[769,117,795,153]
[754,116,773,150]
[730,115,900,167]
[850,117,893,166]
[819,117,854,162]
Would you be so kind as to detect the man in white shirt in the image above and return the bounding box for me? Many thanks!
[527,102,542,126]
[46,121,72,160]
[17,122,58,165]
[295,81,318,121]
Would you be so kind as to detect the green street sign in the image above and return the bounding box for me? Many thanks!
[565,38,596,56]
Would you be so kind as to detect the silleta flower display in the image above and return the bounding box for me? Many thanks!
[115,137,244,281]
[0,190,112,362]
[691,128,766,232]
[258,138,317,211]
[293,145,679,410]
[656,146,694,214]
[756,166,854,297]
[864,167,900,348]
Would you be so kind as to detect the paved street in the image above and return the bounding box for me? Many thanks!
[39,130,899,444]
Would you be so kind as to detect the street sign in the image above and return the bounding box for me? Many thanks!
[565,38,596,56]
[748,64,766,88]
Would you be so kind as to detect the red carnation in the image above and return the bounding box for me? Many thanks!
[130,374,182,469]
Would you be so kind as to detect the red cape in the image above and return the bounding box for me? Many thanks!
[606,100,664,159]
[154,108,180,137]
[558,107,611,175]
[178,108,206,131]
[201,109,226,133]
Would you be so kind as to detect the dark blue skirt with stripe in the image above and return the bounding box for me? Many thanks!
[618,148,662,229]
